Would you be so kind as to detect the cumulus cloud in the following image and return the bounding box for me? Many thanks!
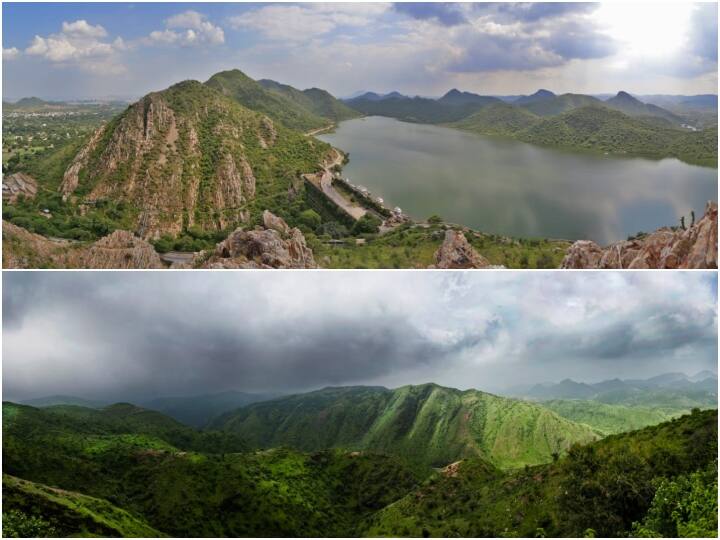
[2,272,716,402]
[21,19,125,74]
[2,47,20,60]
[146,10,225,47]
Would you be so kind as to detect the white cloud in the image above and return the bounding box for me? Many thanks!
[2,47,20,60]
[229,3,389,42]
[22,19,125,74]
[146,10,224,47]
[61,19,108,39]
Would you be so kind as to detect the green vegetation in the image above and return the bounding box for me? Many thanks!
[310,223,569,269]
[362,409,718,538]
[3,475,164,538]
[212,384,599,471]
[541,400,678,436]
[3,396,716,537]
[205,69,328,132]
[453,105,717,166]
[259,79,361,123]
[3,402,419,537]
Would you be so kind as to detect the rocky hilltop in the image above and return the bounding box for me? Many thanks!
[58,80,329,240]
[562,201,718,269]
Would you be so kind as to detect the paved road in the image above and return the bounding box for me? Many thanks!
[306,149,367,220]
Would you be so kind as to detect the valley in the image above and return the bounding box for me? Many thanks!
[3,375,717,538]
[2,69,717,269]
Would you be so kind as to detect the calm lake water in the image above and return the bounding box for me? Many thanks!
[318,116,718,243]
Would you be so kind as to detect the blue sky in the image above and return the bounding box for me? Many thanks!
[2,2,718,100]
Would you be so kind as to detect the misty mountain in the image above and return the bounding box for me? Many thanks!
[140,390,280,428]
[512,372,718,409]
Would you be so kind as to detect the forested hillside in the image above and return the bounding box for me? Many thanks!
[212,384,599,470]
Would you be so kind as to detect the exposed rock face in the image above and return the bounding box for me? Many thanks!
[561,201,718,269]
[2,173,38,203]
[430,230,491,269]
[3,221,163,269]
[201,211,317,269]
[258,116,277,149]
[60,126,105,200]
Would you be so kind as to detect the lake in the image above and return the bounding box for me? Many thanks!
[318,116,718,244]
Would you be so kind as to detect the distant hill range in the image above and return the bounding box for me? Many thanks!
[21,389,278,428]
[509,371,717,405]
[344,88,717,165]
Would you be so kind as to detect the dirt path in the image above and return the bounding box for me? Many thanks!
[305,124,336,137]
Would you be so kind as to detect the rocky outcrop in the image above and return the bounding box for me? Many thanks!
[561,201,718,269]
[2,173,38,203]
[3,221,163,269]
[430,230,491,269]
[74,230,164,269]
[258,116,277,149]
[200,211,317,269]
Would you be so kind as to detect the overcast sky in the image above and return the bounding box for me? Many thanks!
[2,2,717,100]
[2,271,716,402]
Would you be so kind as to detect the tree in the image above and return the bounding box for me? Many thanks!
[299,209,322,230]
[352,214,381,235]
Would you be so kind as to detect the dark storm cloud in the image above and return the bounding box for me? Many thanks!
[393,3,467,26]
[2,272,716,401]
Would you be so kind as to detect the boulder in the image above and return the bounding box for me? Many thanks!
[430,230,491,269]
[201,211,317,269]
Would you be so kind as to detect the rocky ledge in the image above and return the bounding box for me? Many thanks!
[561,201,718,269]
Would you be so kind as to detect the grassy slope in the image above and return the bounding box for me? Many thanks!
[205,70,327,132]
[213,384,599,470]
[3,474,164,538]
[541,399,677,435]
[361,409,718,538]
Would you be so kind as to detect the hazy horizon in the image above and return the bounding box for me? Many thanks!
[3,2,717,100]
[3,272,717,403]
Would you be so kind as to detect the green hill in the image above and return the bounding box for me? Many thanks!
[518,93,603,116]
[451,102,540,135]
[259,79,361,123]
[518,105,717,165]
[345,95,496,124]
[205,69,327,132]
[41,79,330,241]
[3,474,164,538]
[361,409,718,538]
[540,399,677,435]
[605,91,681,124]
[212,384,599,470]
